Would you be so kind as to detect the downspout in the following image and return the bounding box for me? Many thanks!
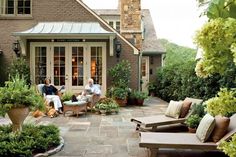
[138,50,142,91]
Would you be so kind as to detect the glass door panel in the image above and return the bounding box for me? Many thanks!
[91,47,102,85]
[54,46,65,86]
[35,47,47,84]
[72,47,84,86]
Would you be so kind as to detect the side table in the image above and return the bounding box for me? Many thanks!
[63,100,87,117]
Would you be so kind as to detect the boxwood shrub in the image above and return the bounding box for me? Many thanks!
[0,124,60,157]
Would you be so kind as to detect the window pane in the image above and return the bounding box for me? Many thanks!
[71,47,84,86]
[54,47,65,86]
[17,0,31,14]
[35,47,47,84]
[6,0,14,14]
[91,47,102,85]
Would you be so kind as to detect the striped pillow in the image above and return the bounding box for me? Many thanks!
[165,100,183,119]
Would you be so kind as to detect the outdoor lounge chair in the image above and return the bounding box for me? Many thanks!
[131,98,203,131]
[139,114,236,157]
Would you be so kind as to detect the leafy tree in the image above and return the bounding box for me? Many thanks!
[160,39,196,66]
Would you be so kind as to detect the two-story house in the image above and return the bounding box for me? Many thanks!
[0,0,165,94]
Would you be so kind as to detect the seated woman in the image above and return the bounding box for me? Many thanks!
[42,78,63,114]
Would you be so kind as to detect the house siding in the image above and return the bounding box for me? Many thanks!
[0,0,139,89]
[149,55,162,82]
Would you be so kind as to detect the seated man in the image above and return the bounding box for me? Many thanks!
[84,78,101,96]
[78,78,101,108]
[42,78,63,114]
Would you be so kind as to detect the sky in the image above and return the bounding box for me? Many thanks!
[83,0,207,48]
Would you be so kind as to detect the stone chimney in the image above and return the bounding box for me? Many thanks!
[119,0,142,50]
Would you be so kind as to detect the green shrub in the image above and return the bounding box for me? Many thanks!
[108,60,131,88]
[155,61,236,102]
[185,114,202,128]
[133,90,148,100]
[205,88,236,117]
[0,124,60,157]
[8,58,31,85]
[61,92,74,102]
[191,103,206,118]
[218,134,236,157]
[95,97,119,113]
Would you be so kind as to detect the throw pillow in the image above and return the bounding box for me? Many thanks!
[165,100,183,119]
[210,116,230,142]
[179,100,192,118]
[196,114,216,142]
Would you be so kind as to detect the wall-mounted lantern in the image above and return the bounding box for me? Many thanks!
[0,49,3,55]
[115,40,122,58]
[12,40,21,58]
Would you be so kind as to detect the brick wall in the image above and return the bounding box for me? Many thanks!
[0,0,139,89]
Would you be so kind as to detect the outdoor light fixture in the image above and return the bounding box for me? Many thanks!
[12,40,21,58]
[0,49,3,55]
[115,40,122,58]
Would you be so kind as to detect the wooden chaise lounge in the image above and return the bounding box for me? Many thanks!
[139,114,236,157]
[131,98,203,131]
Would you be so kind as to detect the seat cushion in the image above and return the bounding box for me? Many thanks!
[179,100,192,118]
[165,100,183,119]
[196,114,215,142]
[210,116,230,142]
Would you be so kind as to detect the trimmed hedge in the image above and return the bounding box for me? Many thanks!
[155,61,236,102]
[0,124,60,157]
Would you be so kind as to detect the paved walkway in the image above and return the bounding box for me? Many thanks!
[0,97,227,157]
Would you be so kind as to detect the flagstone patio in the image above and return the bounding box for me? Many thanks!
[0,97,228,157]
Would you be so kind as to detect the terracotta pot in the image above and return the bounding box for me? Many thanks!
[127,97,136,105]
[115,98,127,107]
[7,106,29,132]
[188,127,197,133]
[136,99,144,106]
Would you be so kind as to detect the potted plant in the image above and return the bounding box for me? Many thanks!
[127,90,136,105]
[134,90,148,106]
[0,75,44,132]
[147,82,156,97]
[112,87,128,107]
[185,114,202,133]
[95,98,119,115]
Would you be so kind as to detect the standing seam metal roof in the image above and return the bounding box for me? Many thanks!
[13,22,115,36]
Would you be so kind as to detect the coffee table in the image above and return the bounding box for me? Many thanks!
[63,100,87,117]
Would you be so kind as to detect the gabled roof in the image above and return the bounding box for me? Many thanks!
[76,0,139,54]
[94,9,166,55]
[13,22,115,36]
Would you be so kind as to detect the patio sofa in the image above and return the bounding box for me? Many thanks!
[131,98,203,131]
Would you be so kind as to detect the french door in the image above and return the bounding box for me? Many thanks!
[31,42,106,94]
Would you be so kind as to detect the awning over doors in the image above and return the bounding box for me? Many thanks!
[13,22,115,36]
[12,22,116,56]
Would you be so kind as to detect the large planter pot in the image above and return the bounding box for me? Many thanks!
[7,106,29,132]
[136,98,144,106]
[115,98,127,107]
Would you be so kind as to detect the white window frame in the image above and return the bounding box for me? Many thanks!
[108,20,120,32]
[0,0,32,17]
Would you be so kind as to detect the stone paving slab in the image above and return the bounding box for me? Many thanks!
[0,97,228,157]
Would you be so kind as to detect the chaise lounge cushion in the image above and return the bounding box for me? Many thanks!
[165,100,183,119]
[196,114,215,142]
[179,100,192,118]
[210,116,230,142]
